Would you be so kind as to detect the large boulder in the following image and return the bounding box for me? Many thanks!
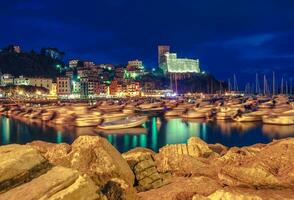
[0,144,50,193]
[138,176,221,200]
[123,148,165,192]
[154,137,218,178]
[158,137,213,159]
[29,136,135,188]
[0,166,105,200]
[67,136,135,187]
[218,138,294,189]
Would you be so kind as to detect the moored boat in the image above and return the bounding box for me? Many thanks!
[97,116,148,130]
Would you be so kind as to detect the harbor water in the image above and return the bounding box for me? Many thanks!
[1,116,293,152]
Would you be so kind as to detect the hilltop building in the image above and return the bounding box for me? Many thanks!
[157,45,201,93]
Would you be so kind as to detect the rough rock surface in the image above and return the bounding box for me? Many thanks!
[138,176,221,200]
[154,137,219,178]
[29,136,135,187]
[140,137,294,200]
[218,138,294,188]
[1,135,294,200]
[158,137,213,158]
[0,166,104,200]
[67,136,135,187]
[122,148,165,192]
[0,144,49,193]
[208,143,228,156]
[102,178,138,200]
[205,187,294,200]
[28,141,71,166]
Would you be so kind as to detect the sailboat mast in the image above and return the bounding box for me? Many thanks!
[281,77,284,94]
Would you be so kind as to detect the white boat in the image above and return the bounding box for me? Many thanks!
[216,107,238,120]
[74,117,102,127]
[99,104,124,113]
[97,116,148,130]
[165,109,184,117]
[181,109,210,119]
[233,113,262,122]
[262,114,294,125]
[137,102,162,109]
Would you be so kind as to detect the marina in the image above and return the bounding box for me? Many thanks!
[1,95,293,152]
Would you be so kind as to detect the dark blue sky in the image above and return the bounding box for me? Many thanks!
[1,0,294,88]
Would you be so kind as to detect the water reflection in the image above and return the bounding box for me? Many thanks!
[0,116,293,152]
[262,124,294,138]
[2,117,10,144]
[214,121,258,135]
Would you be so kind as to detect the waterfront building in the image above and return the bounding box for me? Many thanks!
[14,76,29,86]
[0,74,14,86]
[57,77,71,96]
[78,66,100,97]
[126,81,141,96]
[109,79,125,96]
[28,77,53,91]
[13,76,53,92]
[50,82,57,96]
[71,80,80,94]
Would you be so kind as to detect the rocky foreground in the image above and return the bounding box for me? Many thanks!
[0,136,293,200]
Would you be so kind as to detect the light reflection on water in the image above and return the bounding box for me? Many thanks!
[0,116,293,152]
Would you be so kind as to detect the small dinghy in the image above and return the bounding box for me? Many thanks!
[97,116,148,130]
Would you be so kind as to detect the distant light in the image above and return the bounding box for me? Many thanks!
[202,71,205,74]
[152,68,156,71]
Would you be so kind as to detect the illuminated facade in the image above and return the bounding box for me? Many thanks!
[1,74,14,86]
[69,60,79,68]
[125,59,145,79]
[57,77,71,96]
[28,78,53,91]
[162,53,200,74]
[14,76,53,91]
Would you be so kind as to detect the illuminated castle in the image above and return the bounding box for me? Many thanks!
[158,45,200,74]
[164,53,200,73]
[158,45,201,93]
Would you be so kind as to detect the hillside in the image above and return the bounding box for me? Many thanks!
[0,51,63,78]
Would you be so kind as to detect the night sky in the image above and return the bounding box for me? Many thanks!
[1,0,294,88]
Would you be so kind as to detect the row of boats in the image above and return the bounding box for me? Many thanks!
[165,95,294,125]
[0,95,293,131]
